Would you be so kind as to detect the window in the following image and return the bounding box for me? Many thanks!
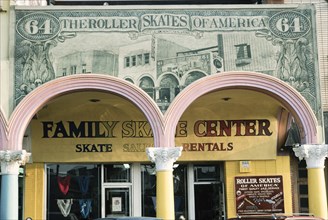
[62,68,67,76]
[144,53,150,64]
[143,88,155,99]
[70,65,77,74]
[194,165,220,182]
[234,44,252,66]
[46,164,101,220]
[235,44,251,59]
[124,57,130,68]
[124,53,150,68]
[104,164,131,183]
[137,54,143,65]
[82,64,86,73]
[131,56,136,66]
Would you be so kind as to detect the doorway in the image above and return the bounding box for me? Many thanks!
[189,164,225,220]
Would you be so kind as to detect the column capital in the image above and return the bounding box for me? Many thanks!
[146,147,182,171]
[293,144,328,169]
[0,150,31,175]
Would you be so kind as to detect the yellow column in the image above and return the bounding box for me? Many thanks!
[146,147,182,220]
[308,168,327,217]
[293,144,328,219]
[24,163,45,220]
[157,171,175,218]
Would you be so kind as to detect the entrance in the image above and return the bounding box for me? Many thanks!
[189,164,225,220]
[194,183,223,220]
[102,164,133,218]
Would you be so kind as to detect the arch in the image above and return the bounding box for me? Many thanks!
[181,69,208,86]
[138,75,155,88]
[0,108,8,150]
[164,71,318,147]
[123,77,134,84]
[8,74,164,151]
[156,72,180,87]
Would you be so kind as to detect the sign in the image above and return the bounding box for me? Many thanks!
[13,5,321,124]
[32,116,276,162]
[112,197,122,212]
[235,176,284,214]
[30,85,278,162]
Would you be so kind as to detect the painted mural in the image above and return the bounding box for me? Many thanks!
[13,5,321,121]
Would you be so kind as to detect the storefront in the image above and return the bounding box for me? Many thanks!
[1,3,328,220]
[15,72,325,220]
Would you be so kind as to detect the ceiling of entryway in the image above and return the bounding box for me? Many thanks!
[37,88,287,117]
[35,90,147,119]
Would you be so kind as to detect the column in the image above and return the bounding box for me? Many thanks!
[146,147,182,220]
[0,150,31,220]
[293,144,328,219]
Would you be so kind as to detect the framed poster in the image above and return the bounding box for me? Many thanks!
[112,197,122,212]
[235,176,284,214]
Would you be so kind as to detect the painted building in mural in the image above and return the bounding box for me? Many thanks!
[0,1,327,220]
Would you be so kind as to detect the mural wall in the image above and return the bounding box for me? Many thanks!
[13,5,321,121]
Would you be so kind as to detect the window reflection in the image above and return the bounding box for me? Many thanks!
[104,164,131,183]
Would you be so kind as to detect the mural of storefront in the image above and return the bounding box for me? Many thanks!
[0,2,327,220]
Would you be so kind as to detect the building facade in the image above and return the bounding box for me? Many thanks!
[0,1,327,220]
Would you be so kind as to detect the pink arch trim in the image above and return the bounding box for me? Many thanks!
[7,72,319,151]
[0,108,8,150]
[8,74,164,150]
[164,71,318,147]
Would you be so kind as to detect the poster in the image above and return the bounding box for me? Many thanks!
[235,176,284,214]
[112,197,122,212]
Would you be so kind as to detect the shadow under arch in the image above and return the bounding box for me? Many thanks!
[8,74,164,151]
[0,108,8,150]
[164,71,318,147]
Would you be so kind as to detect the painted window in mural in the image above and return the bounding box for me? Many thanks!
[125,57,130,68]
[82,64,87,73]
[235,44,252,67]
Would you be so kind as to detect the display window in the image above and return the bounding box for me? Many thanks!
[46,164,101,220]
[46,163,225,220]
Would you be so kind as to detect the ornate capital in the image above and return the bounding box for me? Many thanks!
[0,150,31,175]
[146,147,182,171]
[293,144,328,169]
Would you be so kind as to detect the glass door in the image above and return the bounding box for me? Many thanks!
[188,164,226,220]
[102,164,132,218]
[194,183,223,220]
[104,186,131,217]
